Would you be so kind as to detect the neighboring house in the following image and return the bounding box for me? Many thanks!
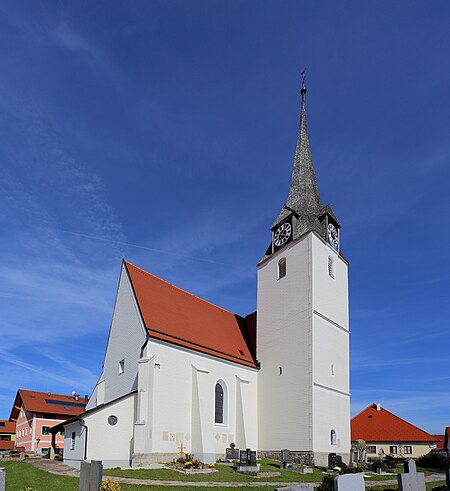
[9,389,88,455]
[351,403,440,458]
[56,80,351,469]
[0,420,16,451]
[429,427,450,456]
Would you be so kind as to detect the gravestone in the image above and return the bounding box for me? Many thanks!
[0,467,5,491]
[225,442,239,460]
[275,486,313,491]
[397,458,425,491]
[280,449,293,469]
[446,468,450,490]
[328,453,343,470]
[334,472,365,491]
[236,448,259,473]
[79,460,103,491]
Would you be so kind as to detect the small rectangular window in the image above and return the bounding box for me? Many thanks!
[277,258,286,280]
[366,445,377,453]
[404,445,412,454]
[389,445,397,454]
[42,426,50,436]
[119,359,125,375]
[71,432,76,450]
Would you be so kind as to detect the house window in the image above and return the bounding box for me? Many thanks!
[42,426,50,436]
[119,359,125,375]
[404,445,413,455]
[277,258,287,280]
[367,445,377,454]
[215,381,227,424]
[328,256,335,279]
[330,429,336,445]
[389,445,398,454]
[71,432,76,450]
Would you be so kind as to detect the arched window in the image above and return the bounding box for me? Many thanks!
[328,255,335,279]
[215,382,224,424]
[278,258,287,280]
[330,429,337,445]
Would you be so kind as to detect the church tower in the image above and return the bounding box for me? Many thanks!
[256,77,350,466]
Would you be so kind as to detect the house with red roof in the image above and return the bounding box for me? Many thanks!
[55,80,351,470]
[351,403,440,458]
[0,420,16,451]
[9,389,87,455]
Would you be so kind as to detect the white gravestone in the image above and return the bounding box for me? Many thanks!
[0,468,5,491]
[334,472,365,491]
[397,458,425,491]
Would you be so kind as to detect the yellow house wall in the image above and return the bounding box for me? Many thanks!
[364,442,435,459]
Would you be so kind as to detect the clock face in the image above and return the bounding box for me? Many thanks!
[274,222,292,247]
[327,223,339,249]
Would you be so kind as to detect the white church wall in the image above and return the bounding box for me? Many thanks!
[312,385,350,463]
[62,420,86,469]
[101,264,148,405]
[311,233,349,330]
[141,339,258,463]
[257,234,313,452]
[84,392,136,468]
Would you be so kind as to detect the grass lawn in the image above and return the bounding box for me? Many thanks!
[367,481,446,491]
[0,461,295,491]
[104,459,324,482]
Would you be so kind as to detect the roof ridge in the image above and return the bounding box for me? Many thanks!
[124,260,239,320]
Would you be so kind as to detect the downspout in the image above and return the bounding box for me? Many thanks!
[79,418,88,461]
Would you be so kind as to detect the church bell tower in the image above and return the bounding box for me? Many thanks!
[256,76,350,466]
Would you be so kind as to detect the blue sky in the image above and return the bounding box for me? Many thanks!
[0,1,449,434]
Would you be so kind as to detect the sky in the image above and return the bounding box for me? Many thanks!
[0,1,449,434]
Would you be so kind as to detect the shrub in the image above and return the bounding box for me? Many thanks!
[100,479,121,491]
[416,453,450,470]
[317,474,335,491]
[431,486,447,491]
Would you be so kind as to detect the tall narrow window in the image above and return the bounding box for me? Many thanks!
[328,256,335,279]
[278,258,287,280]
[215,383,224,424]
[118,359,125,375]
[71,432,76,450]
[330,429,336,445]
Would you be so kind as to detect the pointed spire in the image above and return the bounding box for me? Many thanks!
[271,73,323,234]
[286,71,322,216]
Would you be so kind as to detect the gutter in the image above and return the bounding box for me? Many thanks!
[79,418,88,461]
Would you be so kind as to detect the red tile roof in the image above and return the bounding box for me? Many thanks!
[432,434,445,448]
[9,390,88,422]
[0,420,15,433]
[124,261,257,368]
[351,403,440,443]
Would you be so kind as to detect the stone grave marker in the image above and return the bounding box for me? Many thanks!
[397,458,425,491]
[328,453,343,470]
[236,448,259,473]
[79,460,103,491]
[0,467,5,491]
[280,449,293,469]
[334,472,365,491]
[225,442,239,460]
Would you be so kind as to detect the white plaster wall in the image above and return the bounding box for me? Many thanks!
[365,443,434,459]
[312,385,350,454]
[311,234,348,330]
[101,265,147,404]
[84,393,136,468]
[141,339,258,463]
[311,234,350,457]
[257,234,313,451]
[63,421,86,469]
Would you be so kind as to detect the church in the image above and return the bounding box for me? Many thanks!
[55,79,350,469]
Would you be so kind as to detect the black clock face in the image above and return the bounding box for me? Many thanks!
[327,223,339,249]
[274,222,292,247]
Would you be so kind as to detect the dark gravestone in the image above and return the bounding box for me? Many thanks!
[280,449,292,469]
[239,448,256,467]
[226,442,239,460]
[328,453,338,470]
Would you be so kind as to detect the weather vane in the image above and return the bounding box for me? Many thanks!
[301,70,307,95]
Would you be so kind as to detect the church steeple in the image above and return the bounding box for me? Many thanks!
[268,74,341,255]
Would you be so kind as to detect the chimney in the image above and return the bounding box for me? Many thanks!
[84,395,89,401]
[375,402,381,411]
